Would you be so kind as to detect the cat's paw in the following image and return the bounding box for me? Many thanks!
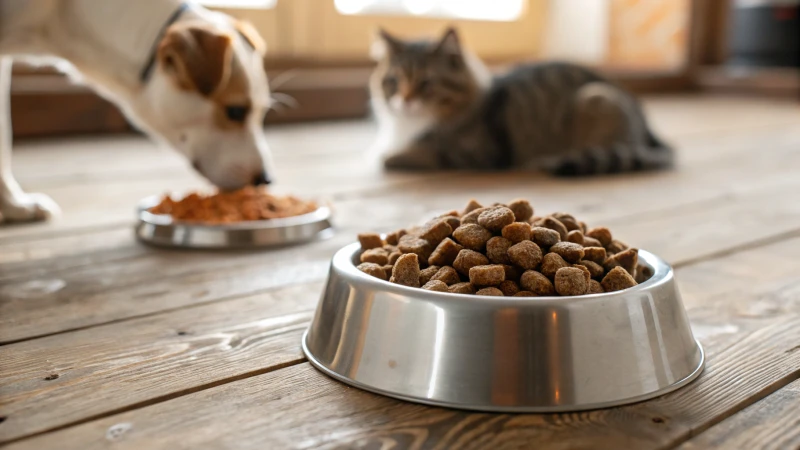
[0,192,60,223]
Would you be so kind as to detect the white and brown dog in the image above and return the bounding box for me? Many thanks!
[0,0,274,223]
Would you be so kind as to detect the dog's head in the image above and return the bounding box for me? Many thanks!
[135,17,273,190]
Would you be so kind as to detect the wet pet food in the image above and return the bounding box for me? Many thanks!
[150,187,317,224]
[356,198,650,296]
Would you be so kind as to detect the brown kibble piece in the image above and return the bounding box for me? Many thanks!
[607,239,629,254]
[469,265,506,287]
[385,231,400,246]
[507,240,544,270]
[567,230,584,245]
[390,253,421,287]
[383,244,398,253]
[476,287,504,296]
[360,248,389,265]
[502,222,532,243]
[572,264,592,283]
[604,248,639,276]
[588,279,604,294]
[452,223,493,251]
[398,234,434,262]
[576,260,604,279]
[502,264,521,282]
[601,266,638,292]
[462,199,483,215]
[478,206,516,232]
[555,267,589,296]
[513,291,537,297]
[582,236,603,248]
[419,219,453,245]
[553,212,581,232]
[542,217,569,241]
[499,280,520,296]
[520,270,555,295]
[388,251,402,265]
[358,233,383,250]
[531,227,561,248]
[419,265,442,285]
[579,221,588,233]
[586,227,613,247]
[541,252,570,279]
[635,264,654,284]
[486,236,513,265]
[422,280,449,292]
[453,249,489,276]
[382,264,394,273]
[428,238,464,267]
[550,242,585,263]
[431,266,460,285]
[442,216,461,230]
[507,199,534,222]
[449,282,476,294]
[357,263,387,281]
[583,247,607,264]
[461,207,488,225]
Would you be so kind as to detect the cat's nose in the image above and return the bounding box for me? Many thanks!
[251,171,272,186]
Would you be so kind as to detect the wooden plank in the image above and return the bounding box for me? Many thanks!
[2,228,800,445]
[677,379,800,450]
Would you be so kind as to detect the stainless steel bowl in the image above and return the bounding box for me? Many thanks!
[303,243,704,412]
[135,195,334,249]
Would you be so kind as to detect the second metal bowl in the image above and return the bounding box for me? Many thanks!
[303,243,704,412]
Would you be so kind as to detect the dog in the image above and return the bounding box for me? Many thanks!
[0,0,274,223]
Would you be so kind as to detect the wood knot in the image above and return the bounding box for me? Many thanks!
[44,374,60,381]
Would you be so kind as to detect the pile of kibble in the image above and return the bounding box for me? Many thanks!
[356,199,650,297]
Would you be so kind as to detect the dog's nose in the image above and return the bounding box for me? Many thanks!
[251,171,272,186]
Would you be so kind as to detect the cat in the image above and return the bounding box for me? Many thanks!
[369,27,674,176]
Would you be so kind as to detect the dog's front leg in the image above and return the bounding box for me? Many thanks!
[0,58,59,223]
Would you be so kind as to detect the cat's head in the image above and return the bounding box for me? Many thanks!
[370,27,490,121]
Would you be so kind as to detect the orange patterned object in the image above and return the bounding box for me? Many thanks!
[149,187,318,224]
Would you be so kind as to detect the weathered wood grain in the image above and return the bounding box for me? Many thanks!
[677,379,800,450]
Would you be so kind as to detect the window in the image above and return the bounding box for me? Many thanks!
[197,0,276,9]
[334,0,526,22]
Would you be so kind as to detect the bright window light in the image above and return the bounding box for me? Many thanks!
[198,0,276,8]
[335,0,526,21]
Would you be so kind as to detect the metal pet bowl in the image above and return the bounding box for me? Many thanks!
[303,242,704,412]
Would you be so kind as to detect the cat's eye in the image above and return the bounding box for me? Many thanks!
[225,106,250,123]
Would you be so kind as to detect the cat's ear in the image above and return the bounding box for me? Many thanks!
[371,28,403,60]
[436,27,461,55]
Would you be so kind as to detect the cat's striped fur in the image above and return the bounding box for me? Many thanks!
[372,28,674,175]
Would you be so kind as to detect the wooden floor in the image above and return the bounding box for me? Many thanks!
[1,94,800,449]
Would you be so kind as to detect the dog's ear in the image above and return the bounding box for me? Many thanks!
[158,23,233,96]
[234,20,267,55]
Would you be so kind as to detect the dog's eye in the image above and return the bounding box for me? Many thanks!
[225,106,250,123]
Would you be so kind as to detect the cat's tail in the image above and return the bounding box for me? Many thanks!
[549,133,675,177]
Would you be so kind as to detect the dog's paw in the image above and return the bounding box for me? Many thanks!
[0,193,60,223]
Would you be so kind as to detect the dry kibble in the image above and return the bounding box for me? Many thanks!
[398,234,434,263]
[486,236,513,265]
[514,291,537,297]
[607,239,629,254]
[388,251,402,265]
[419,265,442,285]
[604,248,639,276]
[390,253,421,287]
[358,233,384,250]
[553,212,581,232]
[382,264,394,273]
[531,227,561,248]
[635,264,654,284]
[572,264,592,284]
[520,270,556,295]
[383,244,398,253]
[586,227,613,247]
[507,199,534,222]
[478,206,516,232]
[555,267,589,296]
[550,242,585,263]
[601,266,638,292]
[422,280,449,292]
[419,219,453,245]
[462,199,483,215]
[499,280,520,296]
[431,266,461,285]
[502,222,532,243]
[442,216,461,231]
[502,264,522,283]
[576,260,604,279]
[541,252,570,279]
[385,231,400,246]
[476,287,504,296]
[360,248,389,265]
[542,217,569,241]
[579,221,588,233]
[453,249,489,276]
[428,238,464,266]
[583,247,607,265]
[507,240,544,270]
[449,282,476,294]
[452,223,493,251]
[461,207,488,225]
[567,230,584,245]
[469,265,506,287]
[588,279,604,294]
[357,262,387,280]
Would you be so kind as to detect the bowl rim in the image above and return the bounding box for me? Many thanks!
[335,242,672,306]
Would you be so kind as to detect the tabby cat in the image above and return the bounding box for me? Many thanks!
[369,28,673,175]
